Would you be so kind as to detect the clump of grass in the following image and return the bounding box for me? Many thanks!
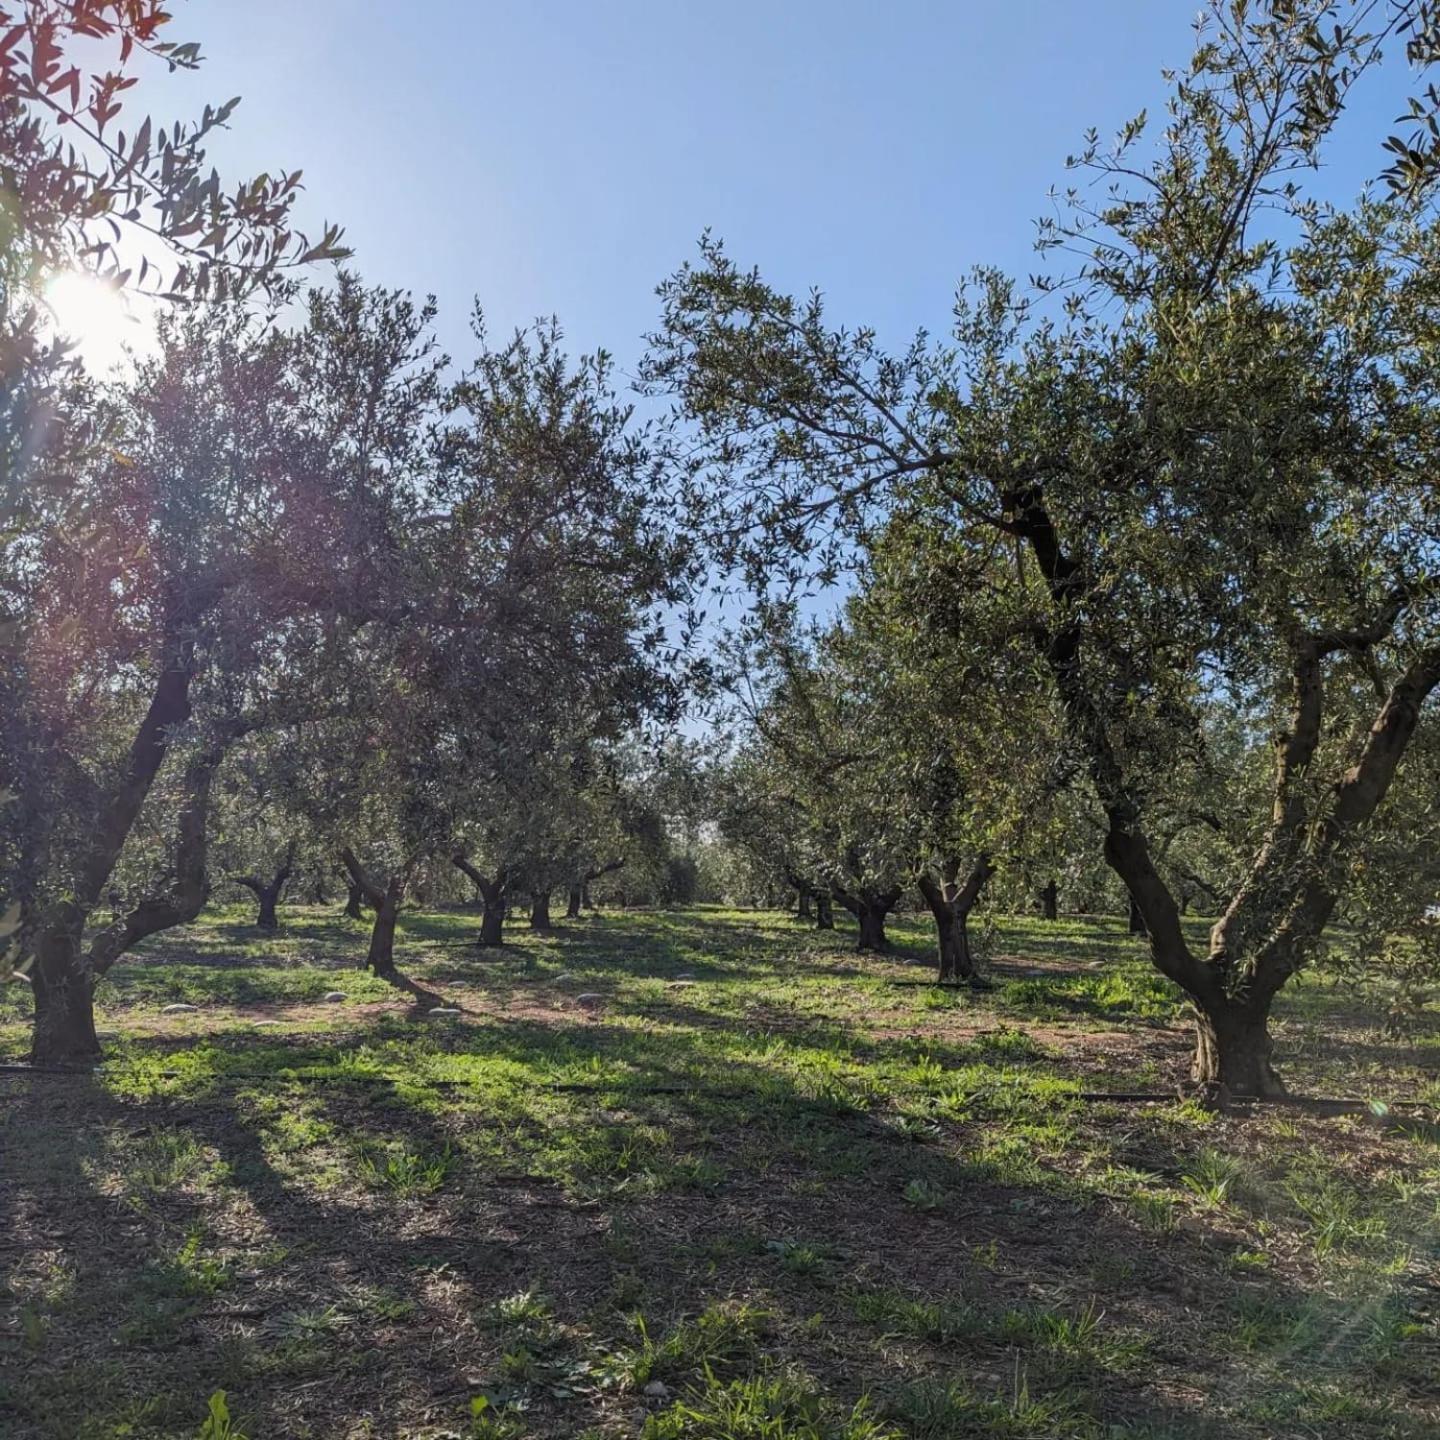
[903,1177,946,1211]
[600,1302,769,1390]
[1284,1168,1390,1257]
[643,1371,896,1439]
[468,1394,528,1439]
[356,1141,456,1195]
[885,1372,1096,1438]
[1180,1147,1245,1210]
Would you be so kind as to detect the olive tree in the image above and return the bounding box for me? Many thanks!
[645,1,1440,1093]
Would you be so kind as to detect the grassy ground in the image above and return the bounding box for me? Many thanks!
[1,904,1437,1439]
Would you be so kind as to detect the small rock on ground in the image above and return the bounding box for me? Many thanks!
[322,990,347,1002]
[161,1003,199,1014]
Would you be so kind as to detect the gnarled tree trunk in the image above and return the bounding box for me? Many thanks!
[1191,992,1284,1095]
[566,885,583,918]
[797,888,812,919]
[453,854,507,947]
[232,843,296,930]
[917,856,994,986]
[530,890,552,931]
[29,660,207,1065]
[30,918,100,1065]
[341,848,405,980]
[833,884,902,953]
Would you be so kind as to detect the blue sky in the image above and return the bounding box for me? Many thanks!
[166,2,1207,371]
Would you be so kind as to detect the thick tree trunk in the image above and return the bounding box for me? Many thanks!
[1128,896,1147,935]
[855,904,890,953]
[235,851,292,930]
[1040,880,1058,921]
[530,891,552,931]
[366,894,400,978]
[814,893,834,930]
[919,859,993,985]
[1191,994,1284,1097]
[581,882,593,909]
[797,888,812,919]
[566,885,583,919]
[30,918,100,1065]
[341,849,406,979]
[452,854,507,947]
[479,904,505,946]
[29,656,195,1065]
[256,889,280,929]
[344,881,365,920]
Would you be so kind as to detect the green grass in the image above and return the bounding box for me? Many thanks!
[1,904,1437,1439]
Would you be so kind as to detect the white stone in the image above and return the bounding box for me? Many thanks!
[161,1003,199,1014]
[322,991,347,1002]
[426,1006,461,1016]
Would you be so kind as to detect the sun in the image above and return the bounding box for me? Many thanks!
[43,269,144,375]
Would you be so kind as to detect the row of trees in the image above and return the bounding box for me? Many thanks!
[6,2,1440,1096]
[646,3,1440,1095]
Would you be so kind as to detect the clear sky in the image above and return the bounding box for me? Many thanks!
[157,2,1209,372]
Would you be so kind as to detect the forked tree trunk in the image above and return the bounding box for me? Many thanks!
[834,884,902,953]
[566,885,583,918]
[1040,880,1058,921]
[918,857,994,985]
[343,881,366,920]
[814,893,834,930]
[530,891,552,931]
[29,655,196,1066]
[341,848,405,980]
[233,847,295,930]
[453,855,508,947]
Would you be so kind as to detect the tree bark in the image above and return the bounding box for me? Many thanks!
[797,888,812,919]
[30,923,100,1065]
[30,653,195,1064]
[1040,879,1058,921]
[918,857,994,985]
[1191,995,1284,1096]
[566,885,583,919]
[1128,896,1147,935]
[365,890,401,978]
[530,891,552,931]
[232,844,295,930]
[814,892,834,930]
[343,880,366,920]
[453,854,507,947]
[341,848,404,979]
[834,885,902,953]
